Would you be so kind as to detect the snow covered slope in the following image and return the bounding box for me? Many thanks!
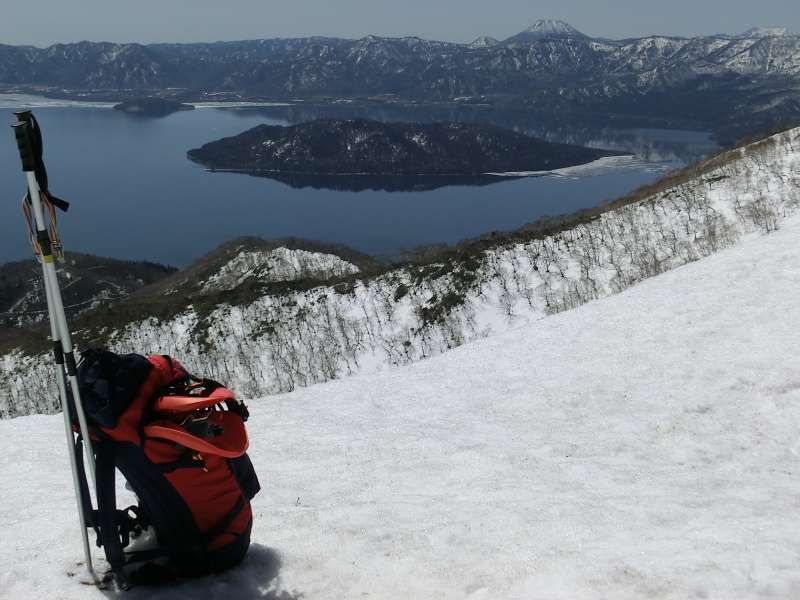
[1,212,799,599]
[1,127,799,417]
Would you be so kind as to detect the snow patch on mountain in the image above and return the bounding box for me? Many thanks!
[468,36,500,49]
[202,247,360,292]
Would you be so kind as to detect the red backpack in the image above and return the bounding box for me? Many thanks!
[74,350,260,587]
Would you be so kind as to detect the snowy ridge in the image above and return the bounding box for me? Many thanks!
[202,247,360,292]
[2,209,800,598]
[1,128,799,416]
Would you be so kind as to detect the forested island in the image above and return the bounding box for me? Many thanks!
[187,119,624,176]
[113,97,195,117]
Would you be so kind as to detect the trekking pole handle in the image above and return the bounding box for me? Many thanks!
[12,111,37,173]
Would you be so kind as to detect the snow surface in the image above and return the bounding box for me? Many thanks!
[2,212,800,599]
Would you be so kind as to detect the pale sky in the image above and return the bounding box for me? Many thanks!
[1,0,798,46]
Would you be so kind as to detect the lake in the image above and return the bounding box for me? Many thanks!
[0,96,719,266]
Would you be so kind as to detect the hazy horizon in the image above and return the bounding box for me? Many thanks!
[1,0,798,47]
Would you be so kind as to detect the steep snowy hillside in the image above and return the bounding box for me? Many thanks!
[1,213,799,599]
[1,126,798,417]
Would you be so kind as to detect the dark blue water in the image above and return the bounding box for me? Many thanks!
[0,99,718,266]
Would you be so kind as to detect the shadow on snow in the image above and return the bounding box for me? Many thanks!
[99,544,302,599]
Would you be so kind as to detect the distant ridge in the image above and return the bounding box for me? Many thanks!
[469,36,500,49]
[735,26,791,38]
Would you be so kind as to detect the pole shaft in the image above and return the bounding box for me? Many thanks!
[24,171,97,483]
[41,260,96,578]
[17,128,99,584]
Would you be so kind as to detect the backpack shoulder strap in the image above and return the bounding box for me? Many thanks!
[95,441,130,589]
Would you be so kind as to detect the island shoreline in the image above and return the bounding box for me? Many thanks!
[188,154,638,178]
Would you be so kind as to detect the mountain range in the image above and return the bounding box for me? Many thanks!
[1,20,799,142]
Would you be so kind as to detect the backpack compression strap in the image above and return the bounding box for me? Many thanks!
[74,436,99,540]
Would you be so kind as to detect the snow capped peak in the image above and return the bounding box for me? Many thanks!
[504,19,588,44]
[736,26,790,39]
[469,36,500,49]
[522,19,586,38]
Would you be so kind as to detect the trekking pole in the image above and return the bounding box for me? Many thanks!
[11,111,99,583]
